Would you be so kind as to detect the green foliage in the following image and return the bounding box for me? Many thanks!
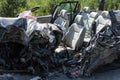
[0,0,27,17]
[26,0,63,16]
[87,0,99,10]
[79,0,120,10]
[105,0,120,10]
[0,0,120,17]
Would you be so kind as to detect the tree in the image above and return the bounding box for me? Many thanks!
[0,0,27,17]
[0,0,119,17]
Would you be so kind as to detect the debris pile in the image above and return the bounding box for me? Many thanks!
[0,18,63,78]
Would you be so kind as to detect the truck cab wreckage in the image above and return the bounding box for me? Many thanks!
[0,1,120,79]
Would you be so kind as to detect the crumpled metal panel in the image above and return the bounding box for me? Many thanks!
[0,17,27,30]
[80,25,120,76]
[28,23,62,72]
[0,18,28,69]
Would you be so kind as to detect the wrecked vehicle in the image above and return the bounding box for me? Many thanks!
[0,1,120,79]
[0,6,63,76]
[80,10,120,76]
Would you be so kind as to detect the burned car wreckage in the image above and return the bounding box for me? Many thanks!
[80,10,120,76]
[0,1,120,79]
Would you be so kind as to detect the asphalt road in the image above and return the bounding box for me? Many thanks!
[51,69,120,80]
[1,68,120,80]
